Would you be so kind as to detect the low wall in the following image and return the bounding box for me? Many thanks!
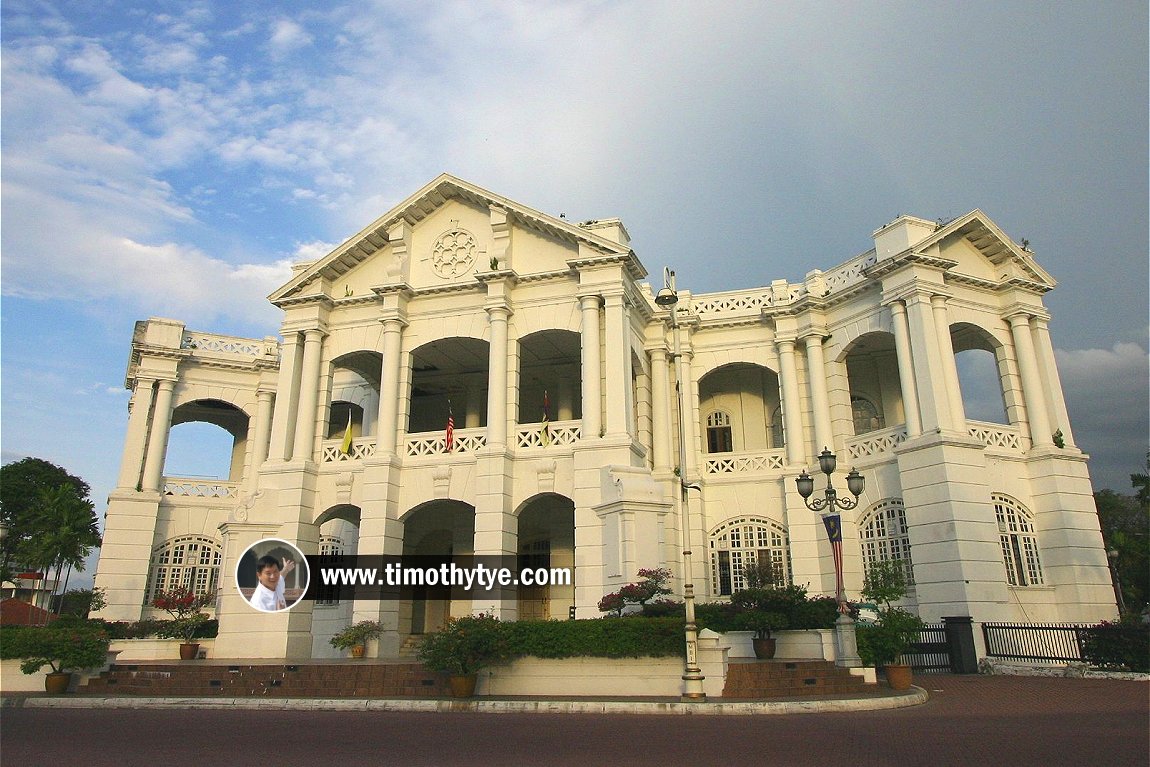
[108,639,215,661]
[720,629,835,660]
[1,654,119,693]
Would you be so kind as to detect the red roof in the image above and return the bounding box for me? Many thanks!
[0,598,58,626]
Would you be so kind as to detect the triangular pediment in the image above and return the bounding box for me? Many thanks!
[269,174,635,304]
[923,210,1056,291]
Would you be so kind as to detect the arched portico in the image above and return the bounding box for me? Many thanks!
[515,494,575,620]
[400,499,476,634]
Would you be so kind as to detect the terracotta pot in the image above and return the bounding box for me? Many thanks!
[884,663,914,691]
[44,671,72,694]
[449,674,477,698]
[752,637,777,660]
[179,642,200,660]
[349,644,366,659]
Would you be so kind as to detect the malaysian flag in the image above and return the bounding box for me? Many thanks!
[445,401,455,452]
[541,390,551,447]
[822,514,847,613]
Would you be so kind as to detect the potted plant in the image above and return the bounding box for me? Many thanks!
[16,622,111,693]
[152,586,215,659]
[417,612,510,697]
[736,610,788,659]
[330,620,383,658]
[859,560,924,690]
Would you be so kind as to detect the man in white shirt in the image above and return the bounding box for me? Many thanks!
[249,554,295,612]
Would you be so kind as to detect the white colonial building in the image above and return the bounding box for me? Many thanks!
[93,174,1116,659]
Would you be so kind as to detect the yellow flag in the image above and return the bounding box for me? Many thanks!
[340,410,354,455]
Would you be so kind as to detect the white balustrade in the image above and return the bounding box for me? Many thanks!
[822,252,878,295]
[321,438,378,462]
[968,421,1022,451]
[181,332,268,357]
[162,479,239,498]
[404,427,487,457]
[844,425,909,460]
[704,449,785,475]
[516,420,581,449]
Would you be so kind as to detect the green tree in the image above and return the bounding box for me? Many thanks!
[1,458,91,579]
[1095,487,1149,614]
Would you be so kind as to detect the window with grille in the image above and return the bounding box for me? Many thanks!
[770,405,783,449]
[709,517,790,596]
[705,410,734,453]
[994,494,1044,586]
[851,396,884,435]
[315,535,345,606]
[859,499,914,585]
[145,536,222,604]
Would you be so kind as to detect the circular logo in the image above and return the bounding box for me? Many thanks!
[236,538,310,613]
[431,228,478,278]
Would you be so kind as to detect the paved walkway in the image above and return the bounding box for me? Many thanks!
[3,675,1147,766]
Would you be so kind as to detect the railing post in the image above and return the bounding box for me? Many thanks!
[943,616,979,674]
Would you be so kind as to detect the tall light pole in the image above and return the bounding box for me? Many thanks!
[796,447,864,667]
[655,267,706,700]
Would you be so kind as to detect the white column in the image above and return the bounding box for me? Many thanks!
[776,339,807,465]
[888,301,923,437]
[932,295,967,430]
[116,378,156,489]
[904,293,951,432]
[141,379,176,491]
[650,347,672,472]
[292,328,326,461]
[603,291,632,437]
[804,335,834,453]
[376,318,405,456]
[268,333,301,462]
[580,294,602,439]
[1032,317,1075,447]
[486,305,511,448]
[250,389,274,479]
[1008,313,1053,448]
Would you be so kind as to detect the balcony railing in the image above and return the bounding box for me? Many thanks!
[405,427,487,457]
[704,449,785,475]
[844,425,909,461]
[162,478,239,499]
[968,420,1022,451]
[321,437,378,462]
[516,420,581,449]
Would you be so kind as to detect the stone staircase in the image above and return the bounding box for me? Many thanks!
[79,661,450,698]
[721,659,877,698]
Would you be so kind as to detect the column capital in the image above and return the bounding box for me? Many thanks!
[646,344,669,359]
[485,302,513,320]
[775,335,798,350]
[379,312,409,331]
[800,331,831,346]
[1004,310,1034,327]
[576,289,603,306]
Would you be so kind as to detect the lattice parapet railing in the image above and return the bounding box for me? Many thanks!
[821,252,878,296]
[321,438,378,462]
[704,450,786,475]
[405,428,486,457]
[844,426,909,460]
[968,421,1022,451]
[162,479,239,499]
[181,332,271,357]
[516,420,581,449]
[692,286,802,317]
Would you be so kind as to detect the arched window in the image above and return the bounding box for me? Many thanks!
[145,536,222,604]
[315,535,345,606]
[852,396,884,435]
[859,499,914,585]
[994,494,1044,586]
[706,410,733,454]
[770,405,784,449]
[709,517,790,596]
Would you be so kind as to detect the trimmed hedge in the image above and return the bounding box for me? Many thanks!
[1082,617,1150,673]
[504,617,685,659]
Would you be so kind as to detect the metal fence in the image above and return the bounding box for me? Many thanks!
[981,622,1088,663]
[905,622,953,673]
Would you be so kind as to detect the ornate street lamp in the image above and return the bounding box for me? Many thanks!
[795,448,864,667]
[656,267,706,700]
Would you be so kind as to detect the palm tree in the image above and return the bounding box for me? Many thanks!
[18,484,101,619]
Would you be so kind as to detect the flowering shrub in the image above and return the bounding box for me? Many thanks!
[598,568,673,616]
[152,586,215,643]
[598,592,626,617]
[418,612,512,675]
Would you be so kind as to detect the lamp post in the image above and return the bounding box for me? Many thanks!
[795,447,864,667]
[655,267,706,700]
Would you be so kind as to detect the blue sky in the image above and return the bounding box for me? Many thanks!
[2,1,1147,585]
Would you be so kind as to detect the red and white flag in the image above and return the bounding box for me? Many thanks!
[445,401,455,452]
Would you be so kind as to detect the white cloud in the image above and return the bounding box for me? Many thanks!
[268,19,313,56]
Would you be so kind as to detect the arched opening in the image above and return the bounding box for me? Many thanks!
[326,351,382,451]
[145,535,222,606]
[516,494,575,620]
[311,505,362,657]
[164,400,250,485]
[518,330,582,425]
[697,363,783,452]
[842,332,903,435]
[951,323,1009,424]
[400,500,475,634]
[408,338,489,437]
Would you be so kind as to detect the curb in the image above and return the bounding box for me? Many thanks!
[6,687,928,715]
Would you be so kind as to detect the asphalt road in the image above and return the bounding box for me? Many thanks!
[4,676,1147,767]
